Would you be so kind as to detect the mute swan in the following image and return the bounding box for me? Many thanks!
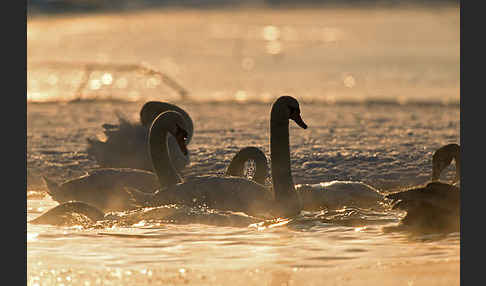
[43,168,159,211]
[296,144,460,211]
[43,145,274,212]
[385,182,459,233]
[29,201,105,226]
[135,96,307,217]
[218,145,385,210]
[33,147,272,226]
[298,143,461,212]
[385,143,461,232]
[86,101,193,172]
[28,200,264,227]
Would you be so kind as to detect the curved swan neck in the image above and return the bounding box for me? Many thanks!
[140,102,194,144]
[149,115,183,187]
[225,147,269,185]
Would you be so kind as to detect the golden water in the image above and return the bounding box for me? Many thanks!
[27,6,460,285]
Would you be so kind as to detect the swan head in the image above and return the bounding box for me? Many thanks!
[431,143,460,182]
[150,111,189,156]
[140,101,172,128]
[272,96,308,129]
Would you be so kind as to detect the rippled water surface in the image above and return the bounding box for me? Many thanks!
[27,6,459,286]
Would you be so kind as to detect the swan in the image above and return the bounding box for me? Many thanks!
[134,96,307,218]
[296,143,460,211]
[385,182,459,233]
[34,147,270,225]
[384,143,461,232]
[86,101,193,172]
[42,168,160,211]
[218,145,385,210]
[29,201,105,226]
[28,200,264,227]
[43,145,278,212]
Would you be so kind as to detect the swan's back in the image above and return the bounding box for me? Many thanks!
[164,176,274,216]
[386,182,459,211]
[56,168,158,194]
[29,201,105,226]
[44,168,159,211]
[296,181,385,210]
[86,114,190,171]
[384,182,460,233]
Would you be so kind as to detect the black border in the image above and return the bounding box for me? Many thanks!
[460,1,481,285]
[24,1,466,285]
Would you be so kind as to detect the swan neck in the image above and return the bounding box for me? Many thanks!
[149,121,183,187]
[270,120,294,198]
[270,115,301,217]
[225,148,269,185]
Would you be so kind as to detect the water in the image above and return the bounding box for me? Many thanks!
[27,6,459,285]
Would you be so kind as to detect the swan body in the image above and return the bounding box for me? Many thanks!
[140,96,307,218]
[86,101,193,171]
[43,146,272,213]
[29,200,264,228]
[220,145,386,210]
[385,143,461,232]
[29,201,105,226]
[153,176,275,216]
[296,181,385,210]
[385,143,461,203]
[386,182,460,232]
[43,168,158,211]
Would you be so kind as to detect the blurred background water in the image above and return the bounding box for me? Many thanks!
[27,0,459,105]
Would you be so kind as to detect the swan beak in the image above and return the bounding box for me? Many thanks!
[290,113,308,129]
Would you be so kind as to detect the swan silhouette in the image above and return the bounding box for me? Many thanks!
[42,169,159,211]
[29,201,105,226]
[218,145,385,210]
[385,143,460,232]
[43,146,273,212]
[86,101,193,172]
[28,200,265,227]
[29,146,274,226]
[135,96,307,217]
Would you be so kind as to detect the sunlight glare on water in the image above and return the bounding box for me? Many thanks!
[27,5,459,286]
